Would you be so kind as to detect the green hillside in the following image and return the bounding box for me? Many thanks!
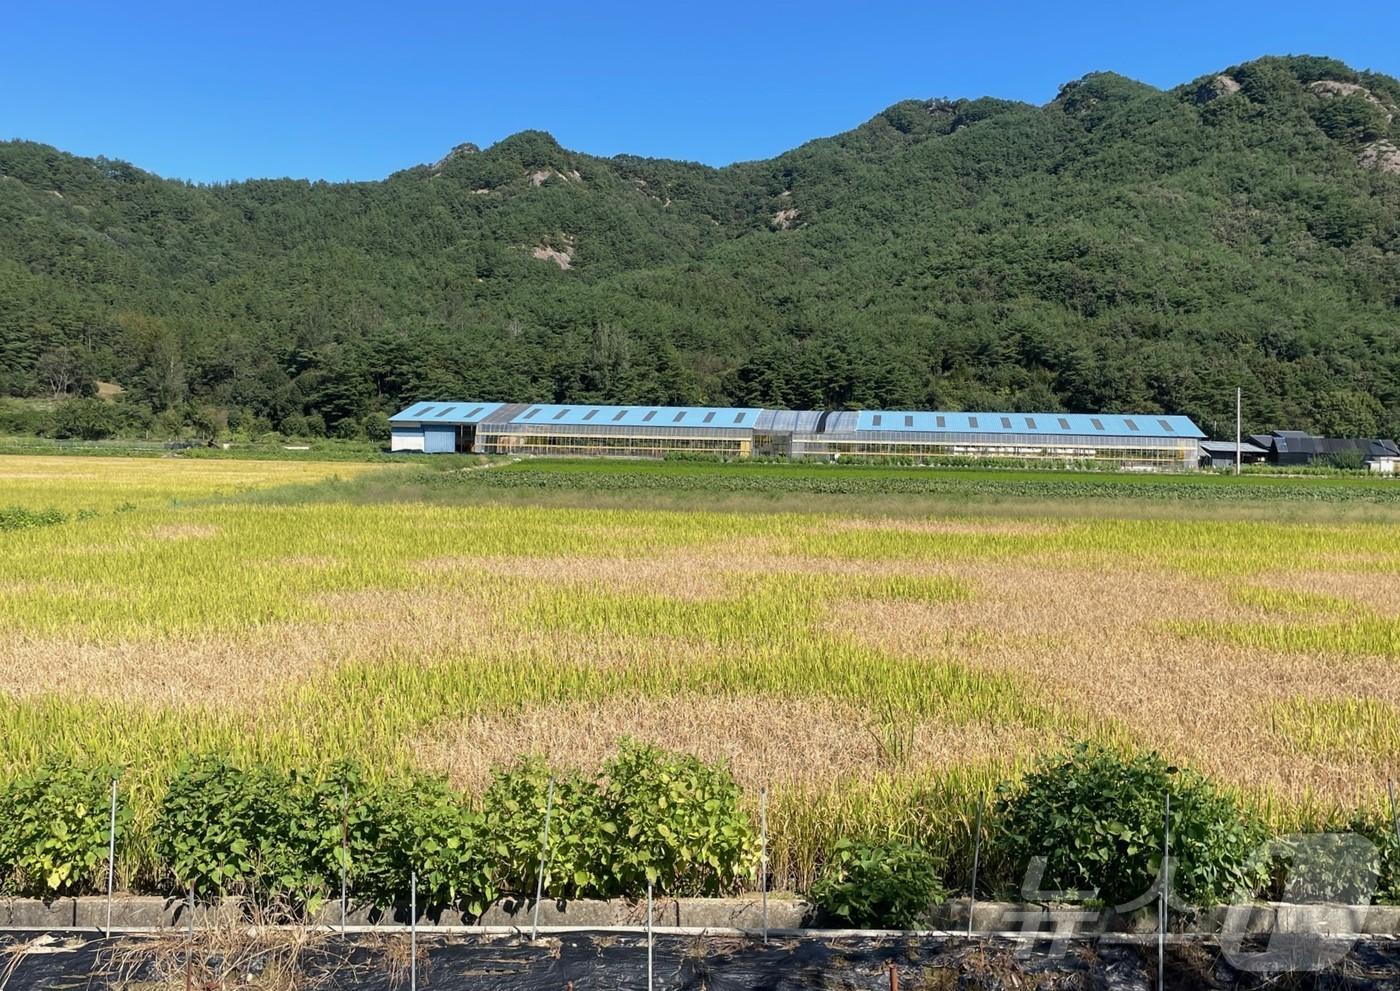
[2,55,1398,441]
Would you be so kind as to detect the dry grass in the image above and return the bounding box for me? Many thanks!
[99,922,356,990]
[0,629,344,704]
[416,694,1049,793]
[150,522,221,540]
[826,559,1400,808]
[1248,570,1400,614]
[830,518,1060,536]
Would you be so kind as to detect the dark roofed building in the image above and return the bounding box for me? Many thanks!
[1198,439,1269,469]
[1247,431,1400,467]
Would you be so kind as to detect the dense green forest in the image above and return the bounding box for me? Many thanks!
[2,55,1399,442]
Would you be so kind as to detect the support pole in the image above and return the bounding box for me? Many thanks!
[105,777,117,939]
[185,884,194,991]
[646,882,654,991]
[967,792,985,938]
[531,778,555,941]
[1159,792,1171,991]
[1235,387,1242,476]
[340,783,349,936]
[410,871,418,991]
[759,786,769,945]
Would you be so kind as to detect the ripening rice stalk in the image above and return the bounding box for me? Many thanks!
[1268,696,1400,762]
[3,456,1400,887]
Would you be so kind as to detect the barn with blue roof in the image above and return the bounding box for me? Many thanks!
[389,400,1205,469]
[478,403,764,459]
[388,402,505,453]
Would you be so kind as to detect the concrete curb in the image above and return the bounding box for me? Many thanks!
[4,896,1398,935]
[1,895,811,933]
[935,899,1400,935]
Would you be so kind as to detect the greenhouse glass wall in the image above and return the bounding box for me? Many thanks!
[389,403,1206,469]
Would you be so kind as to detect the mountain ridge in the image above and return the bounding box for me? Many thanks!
[1,54,1398,441]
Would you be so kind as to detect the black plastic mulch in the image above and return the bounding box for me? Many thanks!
[2,931,1398,990]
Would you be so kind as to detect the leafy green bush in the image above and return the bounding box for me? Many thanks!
[51,398,121,441]
[594,740,757,897]
[153,754,290,896]
[0,506,67,531]
[1346,813,1400,905]
[0,400,53,436]
[482,743,757,900]
[1267,828,1392,904]
[272,762,380,908]
[153,756,492,914]
[147,745,753,910]
[1322,448,1367,471]
[809,838,946,928]
[0,760,124,895]
[481,758,606,900]
[353,774,495,916]
[995,743,1267,908]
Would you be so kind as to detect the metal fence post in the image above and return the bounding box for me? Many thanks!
[759,786,768,944]
[105,777,117,938]
[410,871,418,991]
[340,783,349,935]
[646,881,654,991]
[1389,779,1399,847]
[186,883,194,991]
[531,778,555,941]
[967,792,985,938]
[1159,791,1171,991]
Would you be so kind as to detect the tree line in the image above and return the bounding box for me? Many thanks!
[1,55,1398,442]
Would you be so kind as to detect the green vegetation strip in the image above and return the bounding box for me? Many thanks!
[1170,617,1400,658]
[441,462,1400,504]
[1269,697,1400,761]
[4,743,1397,918]
[0,506,69,531]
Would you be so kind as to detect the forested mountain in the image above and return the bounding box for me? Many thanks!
[3,54,1400,441]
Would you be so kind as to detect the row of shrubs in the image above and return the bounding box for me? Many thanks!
[0,742,754,917]
[1,743,1396,927]
[819,746,1399,926]
[0,504,133,533]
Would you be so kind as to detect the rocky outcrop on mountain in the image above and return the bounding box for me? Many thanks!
[1194,74,1241,103]
[1358,140,1400,174]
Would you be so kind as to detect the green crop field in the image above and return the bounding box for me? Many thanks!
[2,454,1399,895]
[450,457,1400,505]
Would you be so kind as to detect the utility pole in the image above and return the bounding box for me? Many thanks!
[1235,387,1242,476]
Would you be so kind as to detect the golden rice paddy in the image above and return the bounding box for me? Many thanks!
[1,455,1398,888]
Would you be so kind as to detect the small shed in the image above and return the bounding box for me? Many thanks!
[1197,439,1269,469]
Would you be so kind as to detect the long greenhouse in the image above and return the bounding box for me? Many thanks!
[389,402,1205,470]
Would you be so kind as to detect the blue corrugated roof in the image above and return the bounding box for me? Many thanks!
[390,401,1204,439]
[854,411,1204,439]
[389,402,506,424]
[509,404,762,428]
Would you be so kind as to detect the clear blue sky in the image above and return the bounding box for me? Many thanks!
[5,0,1399,183]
